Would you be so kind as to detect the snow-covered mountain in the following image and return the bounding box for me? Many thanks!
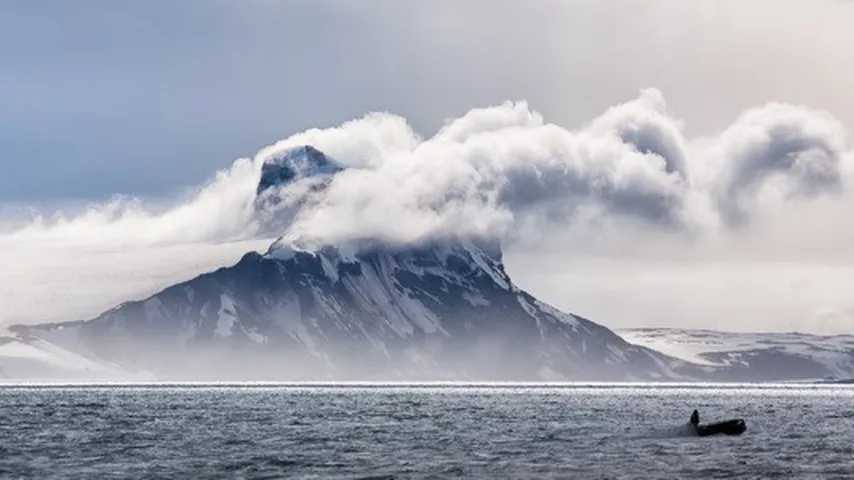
[9,145,848,383]
[7,145,693,381]
[620,328,854,382]
[10,237,692,381]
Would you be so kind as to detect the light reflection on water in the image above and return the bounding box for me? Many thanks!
[1,384,852,478]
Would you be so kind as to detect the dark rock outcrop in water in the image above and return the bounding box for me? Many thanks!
[10,145,694,381]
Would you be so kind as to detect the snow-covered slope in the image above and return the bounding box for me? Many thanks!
[9,145,693,381]
[0,334,140,382]
[620,328,854,382]
[11,238,693,381]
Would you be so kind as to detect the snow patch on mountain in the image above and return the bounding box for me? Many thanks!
[215,294,238,337]
[620,328,854,381]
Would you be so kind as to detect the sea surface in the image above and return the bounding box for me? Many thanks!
[1,383,853,479]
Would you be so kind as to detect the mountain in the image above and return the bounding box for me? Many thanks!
[620,328,854,382]
[0,333,144,382]
[9,238,692,381]
[7,145,693,381]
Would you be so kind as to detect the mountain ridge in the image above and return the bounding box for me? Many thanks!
[620,327,854,382]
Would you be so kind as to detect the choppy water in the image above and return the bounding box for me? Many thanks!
[1,384,853,479]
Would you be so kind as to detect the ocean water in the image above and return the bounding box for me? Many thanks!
[1,384,852,479]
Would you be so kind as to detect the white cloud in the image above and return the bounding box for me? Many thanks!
[2,157,262,249]
[0,156,270,327]
[699,103,847,225]
[1,90,852,333]
[269,90,692,248]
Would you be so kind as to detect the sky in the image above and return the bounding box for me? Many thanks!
[2,0,854,334]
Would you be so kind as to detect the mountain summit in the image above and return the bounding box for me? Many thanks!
[10,146,691,381]
[257,145,341,196]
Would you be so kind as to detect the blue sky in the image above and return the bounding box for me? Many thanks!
[3,0,854,203]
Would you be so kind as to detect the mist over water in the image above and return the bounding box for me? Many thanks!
[2,384,852,478]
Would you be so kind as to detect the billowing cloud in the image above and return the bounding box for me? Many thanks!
[588,88,688,177]
[263,90,848,249]
[266,90,692,248]
[1,90,852,330]
[701,103,847,225]
[9,88,844,254]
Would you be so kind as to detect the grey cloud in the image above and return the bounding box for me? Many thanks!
[709,103,846,225]
[2,90,853,329]
[264,92,690,248]
[3,91,849,253]
[589,88,688,177]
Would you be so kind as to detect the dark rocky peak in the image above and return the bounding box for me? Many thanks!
[254,145,343,235]
[257,145,342,195]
